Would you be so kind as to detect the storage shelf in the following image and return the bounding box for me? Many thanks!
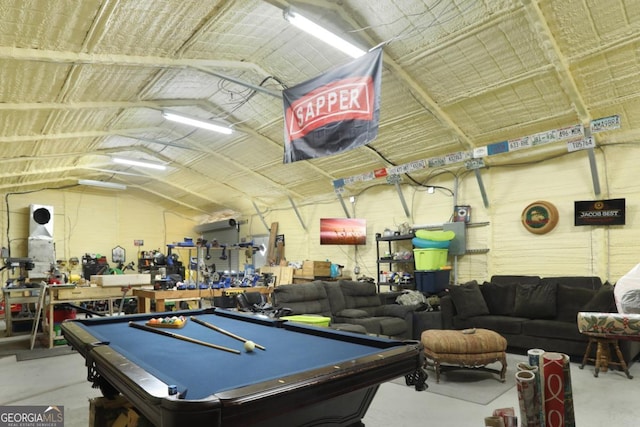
[376,258,413,263]
[376,233,415,293]
[413,221,490,230]
[375,233,415,242]
[376,222,490,293]
[376,282,414,291]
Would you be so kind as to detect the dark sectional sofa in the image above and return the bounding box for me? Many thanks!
[272,280,416,339]
[440,275,640,360]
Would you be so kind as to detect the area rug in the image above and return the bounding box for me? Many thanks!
[390,352,529,405]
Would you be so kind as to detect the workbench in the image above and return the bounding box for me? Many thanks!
[2,286,42,337]
[134,286,272,313]
[45,284,149,348]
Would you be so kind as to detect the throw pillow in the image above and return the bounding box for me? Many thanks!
[555,284,596,322]
[480,281,517,316]
[582,283,616,312]
[513,282,557,319]
[449,282,490,319]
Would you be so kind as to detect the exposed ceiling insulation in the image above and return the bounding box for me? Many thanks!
[1,0,638,218]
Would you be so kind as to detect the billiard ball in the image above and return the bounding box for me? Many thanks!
[244,340,255,352]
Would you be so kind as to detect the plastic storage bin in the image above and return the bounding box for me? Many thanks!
[413,248,448,270]
[281,315,331,327]
[415,270,451,294]
[411,237,451,249]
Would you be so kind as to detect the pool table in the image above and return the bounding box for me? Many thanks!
[61,307,425,427]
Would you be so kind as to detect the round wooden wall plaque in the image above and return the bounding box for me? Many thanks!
[521,201,559,234]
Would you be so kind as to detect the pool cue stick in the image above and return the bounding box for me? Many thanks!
[128,322,240,355]
[190,316,266,351]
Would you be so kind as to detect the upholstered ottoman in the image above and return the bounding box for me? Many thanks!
[420,328,507,383]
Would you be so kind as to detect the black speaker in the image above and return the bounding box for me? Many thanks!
[29,204,53,238]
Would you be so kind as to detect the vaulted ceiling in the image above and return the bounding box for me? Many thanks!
[2,0,639,218]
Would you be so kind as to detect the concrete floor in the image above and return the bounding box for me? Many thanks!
[0,331,638,427]
[365,357,640,426]
[0,339,102,427]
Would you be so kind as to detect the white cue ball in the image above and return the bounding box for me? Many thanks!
[244,340,256,352]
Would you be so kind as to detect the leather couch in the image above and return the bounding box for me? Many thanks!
[272,280,415,338]
[439,275,640,360]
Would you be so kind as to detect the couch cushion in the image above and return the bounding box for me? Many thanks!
[323,282,346,313]
[335,316,406,337]
[555,284,596,322]
[480,281,517,316]
[522,319,587,342]
[339,280,381,310]
[540,276,602,290]
[338,317,383,334]
[454,315,527,335]
[582,283,616,312]
[335,309,370,318]
[273,282,332,316]
[449,282,490,319]
[379,304,415,318]
[378,317,408,336]
[513,282,557,319]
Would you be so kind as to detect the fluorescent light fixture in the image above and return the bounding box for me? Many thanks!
[283,8,366,58]
[162,111,233,135]
[78,179,127,190]
[113,157,167,171]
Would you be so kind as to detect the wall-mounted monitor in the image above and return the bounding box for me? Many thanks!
[320,218,366,245]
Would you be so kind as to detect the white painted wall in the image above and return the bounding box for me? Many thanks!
[242,146,638,285]
[3,145,636,287]
[1,189,196,281]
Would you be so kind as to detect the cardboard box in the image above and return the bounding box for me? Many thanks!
[89,396,129,427]
[91,274,151,287]
[260,266,294,286]
[89,396,153,427]
[297,261,332,278]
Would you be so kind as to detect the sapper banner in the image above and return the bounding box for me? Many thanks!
[283,48,383,163]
